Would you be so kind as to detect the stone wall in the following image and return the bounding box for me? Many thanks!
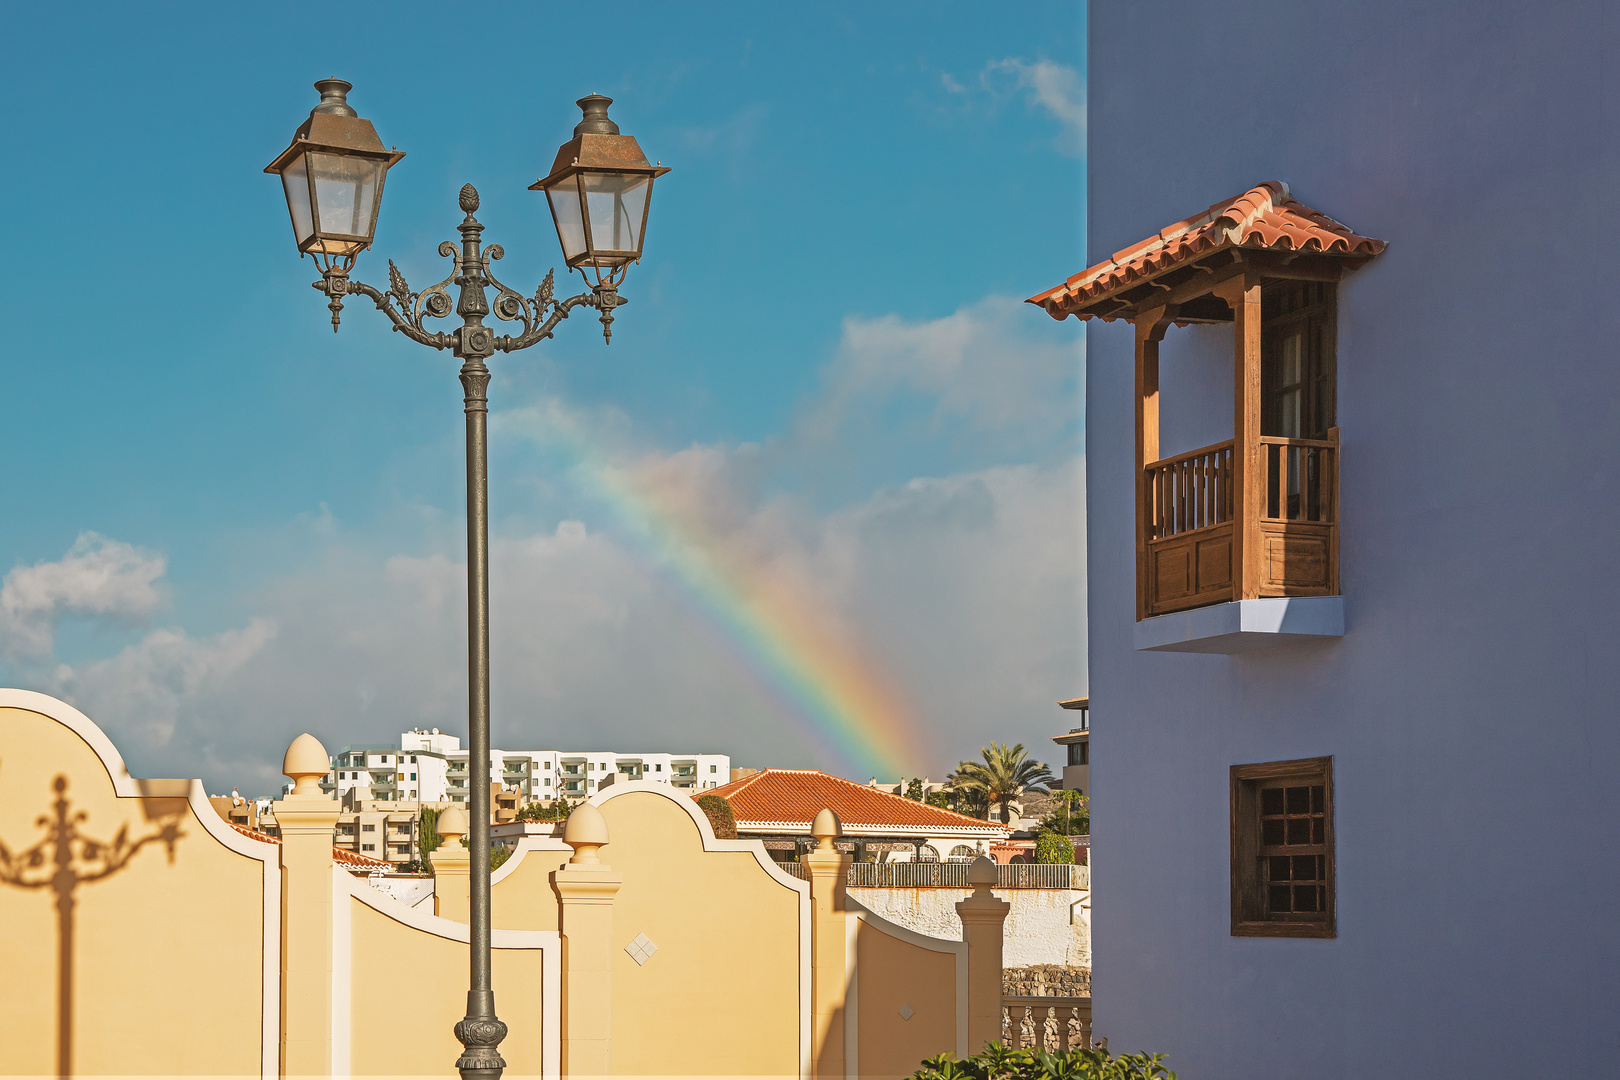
[1004,963,1091,997]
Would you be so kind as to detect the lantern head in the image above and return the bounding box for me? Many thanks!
[530,95,670,288]
[265,78,405,272]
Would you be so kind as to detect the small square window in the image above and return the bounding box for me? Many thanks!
[362,824,376,832]
[1231,757,1334,938]
[710,765,717,773]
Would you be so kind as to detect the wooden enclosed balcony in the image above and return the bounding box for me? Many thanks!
[1028,181,1383,624]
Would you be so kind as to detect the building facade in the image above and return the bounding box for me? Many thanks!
[1048,3,1620,1076]
[320,727,730,805]
[1051,698,1089,795]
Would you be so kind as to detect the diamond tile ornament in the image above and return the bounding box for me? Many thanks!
[624,932,658,966]
[898,1005,914,1021]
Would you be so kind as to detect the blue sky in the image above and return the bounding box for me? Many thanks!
[0,2,1086,794]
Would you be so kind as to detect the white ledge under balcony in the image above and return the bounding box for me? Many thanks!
[1134,596,1344,653]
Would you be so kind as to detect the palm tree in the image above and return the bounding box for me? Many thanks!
[948,743,1056,824]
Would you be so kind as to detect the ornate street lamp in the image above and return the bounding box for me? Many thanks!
[266,79,668,1080]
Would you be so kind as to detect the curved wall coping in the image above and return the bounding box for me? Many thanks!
[591,778,813,898]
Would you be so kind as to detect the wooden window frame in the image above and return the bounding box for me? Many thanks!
[1230,756,1335,938]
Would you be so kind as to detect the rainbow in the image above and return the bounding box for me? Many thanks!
[497,401,924,779]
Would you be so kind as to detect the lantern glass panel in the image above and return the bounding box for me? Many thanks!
[307,151,384,247]
[279,154,314,247]
[582,172,650,258]
[545,176,588,263]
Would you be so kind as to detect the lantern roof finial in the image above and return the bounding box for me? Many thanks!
[311,77,357,118]
[574,94,620,136]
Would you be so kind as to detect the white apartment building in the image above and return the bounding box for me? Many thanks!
[322,728,729,806]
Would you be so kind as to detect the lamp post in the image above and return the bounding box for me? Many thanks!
[266,78,669,1080]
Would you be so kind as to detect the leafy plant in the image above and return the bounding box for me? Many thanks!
[1040,792,1089,838]
[912,1044,1176,1080]
[489,844,513,871]
[696,794,737,839]
[906,778,926,801]
[948,743,1056,824]
[1033,829,1075,865]
[419,807,443,856]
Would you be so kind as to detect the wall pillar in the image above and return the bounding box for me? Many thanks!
[274,733,340,1079]
[1215,272,1264,599]
[956,857,1010,1054]
[553,802,622,1076]
[803,808,851,1079]
[430,805,471,922]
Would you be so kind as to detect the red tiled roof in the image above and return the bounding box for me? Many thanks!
[699,770,1008,837]
[227,822,393,869]
[1028,181,1385,321]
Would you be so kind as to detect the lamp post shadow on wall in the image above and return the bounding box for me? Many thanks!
[0,775,184,1080]
[265,78,669,1080]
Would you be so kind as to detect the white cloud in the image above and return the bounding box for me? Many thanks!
[973,58,1086,156]
[799,295,1081,453]
[56,619,277,752]
[0,532,168,662]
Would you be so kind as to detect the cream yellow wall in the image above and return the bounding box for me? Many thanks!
[0,705,268,1078]
[595,788,803,1079]
[491,844,571,931]
[347,897,547,1079]
[854,921,959,1080]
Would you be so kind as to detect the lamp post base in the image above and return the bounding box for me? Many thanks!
[454,992,507,1080]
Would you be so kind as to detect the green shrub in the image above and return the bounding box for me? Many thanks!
[419,807,443,855]
[696,794,737,839]
[1033,828,1075,865]
[912,1044,1175,1080]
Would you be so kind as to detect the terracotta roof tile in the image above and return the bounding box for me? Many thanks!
[1028,181,1385,321]
[699,770,1008,836]
[227,821,394,868]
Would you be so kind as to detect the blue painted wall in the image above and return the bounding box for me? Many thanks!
[1084,3,1620,1076]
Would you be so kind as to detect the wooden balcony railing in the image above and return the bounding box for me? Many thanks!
[1147,440,1233,540]
[1143,440,1236,614]
[1001,996,1094,1051]
[1141,429,1339,616]
[1257,430,1339,597]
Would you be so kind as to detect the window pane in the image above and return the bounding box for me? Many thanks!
[1293,885,1319,912]
[1263,819,1285,846]
[1293,855,1319,881]
[1268,885,1292,912]
[280,155,313,245]
[1269,856,1291,881]
[1261,788,1284,815]
[1311,818,1325,845]
[1311,785,1325,812]
[582,172,650,254]
[307,152,381,240]
[1286,786,1311,814]
[1286,817,1312,845]
[546,178,587,261]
